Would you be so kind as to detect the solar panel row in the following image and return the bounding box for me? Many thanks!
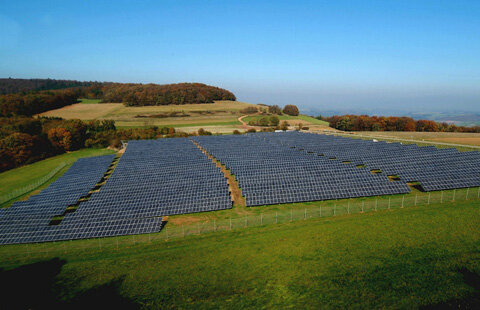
[192,133,411,207]
[0,155,164,245]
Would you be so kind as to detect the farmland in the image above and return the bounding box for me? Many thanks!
[353,131,480,147]
[37,100,330,132]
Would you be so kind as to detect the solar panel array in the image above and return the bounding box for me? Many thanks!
[262,132,480,192]
[73,139,232,221]
[0,155,163,245]
[192,134,411,206]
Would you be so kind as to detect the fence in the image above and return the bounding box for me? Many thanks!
[0,162,66,206]
[0,186,479,263]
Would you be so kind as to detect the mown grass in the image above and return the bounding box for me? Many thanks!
[0,201,479,308]
[0,148,116,207]
[78,98,102,104]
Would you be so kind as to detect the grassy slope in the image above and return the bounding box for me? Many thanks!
[0,148,116,206]
[354,131,480,146]
[0,202,479,308]
[38,101,257,129]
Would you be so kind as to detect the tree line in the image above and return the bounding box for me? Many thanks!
[326,115,480,133]
[0,79,237,116]
[0,117,189,172]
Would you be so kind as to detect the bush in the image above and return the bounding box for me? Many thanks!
[280,121,290,131]
[240,107,258,114]
[268,105,282,115]
[258,117,270,126]
[198,128,212,136]
[302,126,309,130]
[269,115,280,126]
[283,105,299,116]
[233,130,241,135]
[247,128,256,133]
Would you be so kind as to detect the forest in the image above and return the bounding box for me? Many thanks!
[0,79,236,117]
[326,115,480,133]
[0,116,193,172]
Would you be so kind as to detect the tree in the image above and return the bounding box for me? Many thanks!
[283,105,299,116]
[258,117,270,126]
[280,121,290,131]
[297,122,303,131]
[233,130,241,135]
[0,132,34,166]
[269,115,280,126]
[48,127,73,151]
[268,105,282,115]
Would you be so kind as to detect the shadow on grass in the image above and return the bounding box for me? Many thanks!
[422,268,480,309]
[0,258,138,309]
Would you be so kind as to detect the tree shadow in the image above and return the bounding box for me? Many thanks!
[421,268,480,309]
[0,258,138,309]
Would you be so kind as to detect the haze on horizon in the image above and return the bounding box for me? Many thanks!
[1,0,479,114]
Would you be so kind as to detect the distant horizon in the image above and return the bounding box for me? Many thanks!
[1,0,479,114]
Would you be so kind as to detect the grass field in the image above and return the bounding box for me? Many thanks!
[78,98,102,104]
[354,131,480,146]
[38,101,258,130]
[0,201,479,308]
[0,148,116,207]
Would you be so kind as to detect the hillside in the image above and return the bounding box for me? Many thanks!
[0,201,479,308]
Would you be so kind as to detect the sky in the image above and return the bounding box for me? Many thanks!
[1,0,479,114]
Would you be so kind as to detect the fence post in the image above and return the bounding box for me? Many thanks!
[347,201,350,214]
[478,187,480,199]
[182,225,185,237]
[98,238,102,250]
[230,217,232,230]
[26,244,30,256]
[63,243,67,254]
[428,192,430,205]
[214,219,216,232]
[319,206,322,217]
[401,196,404,208]
[245,215,248,227]
[375,198,378,211]
[453,189,456,202]
[304,208,307,220]
[388,197,391,209]
[361,201,364,212]
[276,212,278,224]
[261,214,263,225]
[415,194,417,206]
[148,233,151,243]
[116,237,119,250]
[290,209,293,221]
[440,191,443,203]
[466,188,470,200]
[334,204,336,216]
[133,235,136,244]
[166,227,169,240]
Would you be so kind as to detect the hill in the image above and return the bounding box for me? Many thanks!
[0,78,94,95]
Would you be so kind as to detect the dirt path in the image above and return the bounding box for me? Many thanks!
[191,140,246,208]
[238,115,249,129]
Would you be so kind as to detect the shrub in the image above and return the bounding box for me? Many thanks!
[283,105,299,116]
[280,121,290,131]
[239,107,258,114]
[268,105,282,115]
[269,115,280,126]
[258,117,270,126]
[233,130,241,135]
[247,128,257,133]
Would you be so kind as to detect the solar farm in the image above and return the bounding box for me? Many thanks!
[1,132,480,245]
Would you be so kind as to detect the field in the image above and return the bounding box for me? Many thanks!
[1,200,479,308]
[37,100,330,132]
[354,131,480,147]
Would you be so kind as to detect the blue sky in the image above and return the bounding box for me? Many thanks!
[1,0,479,114]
